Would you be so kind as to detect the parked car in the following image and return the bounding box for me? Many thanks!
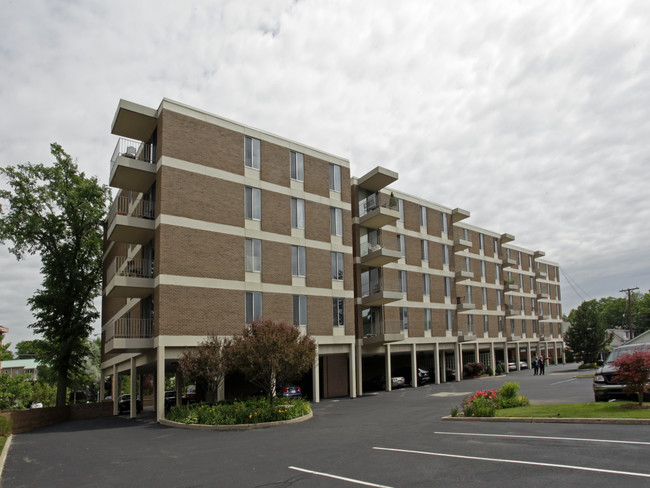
[445,369,456,381]
[118,394,143,414]
[593,344,650,402]
[281,385,302,398]
[184,385,196,404]
[508,361,528,371]
[364,375,406,391]
[392,367,431,386]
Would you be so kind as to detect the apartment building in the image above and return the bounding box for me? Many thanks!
[102,98,564,419]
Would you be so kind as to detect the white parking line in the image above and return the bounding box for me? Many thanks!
[550,378,577,385]
[373,447,650,478]
[289,466,395,487]
[434,432,650,446]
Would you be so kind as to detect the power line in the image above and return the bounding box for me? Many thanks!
[559,267,592,303]
[620,287,639,339]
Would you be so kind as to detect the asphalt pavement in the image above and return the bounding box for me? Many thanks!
[3,362,650,488]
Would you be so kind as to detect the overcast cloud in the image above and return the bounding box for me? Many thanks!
[1,0,649,348]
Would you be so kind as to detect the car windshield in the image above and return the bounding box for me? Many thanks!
[606,344,650,363]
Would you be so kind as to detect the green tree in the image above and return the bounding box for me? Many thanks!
[597,297,627,329]
[178,336,229,404]
[226,319,316,408]
[612,351,650,406]
[0,374,34,410]
[0,333,13,361]
[565,300,610,364]
[14,340,45,358]
[0,144,108,407]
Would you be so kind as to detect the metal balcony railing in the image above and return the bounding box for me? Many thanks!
[362,278,401,297]
[105,317,153,341]
[106,256,154,284]
[110,137,155,176]
[359,192,398,217]
[107,195,155,226]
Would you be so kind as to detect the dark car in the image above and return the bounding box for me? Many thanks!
[281,385,302,398]
[392,366,431,386]
[363,375,406,391]
[118,394,143,414]
[593,344,650,402]
[164,391,177,409]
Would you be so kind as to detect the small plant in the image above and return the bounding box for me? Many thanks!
[485,365,494,376]
[496,381,529,408]
[463,362,485,377]
[495,363,504,375]
[450,405,459,417]
[462,389,498,417]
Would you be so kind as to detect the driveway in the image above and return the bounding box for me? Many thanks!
[4,363,650,487]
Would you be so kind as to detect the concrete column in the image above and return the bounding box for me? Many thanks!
[434,342,441,384]
[527,342,532,370]
[112,364,118,415]
[130,357,137,419]
[152,372,156,414]
[356,342,363,397]
[562,345,567,364]
[516,343,521,370]
[441,350,447,383]
[554,344,559,365]
[455,343,462,382]
[100,369,105,402]
[156,345,165,422]
[385,344,392,391]
[489,342,496,376]
[504,342,509,374]
[474,342,479,364]
[410,344,418,388]
[349,343,356,398]
[312,344,320,403]
[217,378,225,402]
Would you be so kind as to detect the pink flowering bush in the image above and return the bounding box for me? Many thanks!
[461,389,498,417]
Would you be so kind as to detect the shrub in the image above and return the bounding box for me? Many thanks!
[495,382,529,408]
[485,365,494,376]
[462,389,497,417]
[0,416,12,436]
[495,363,504,375]
[463,362,485,377]
[578,363,598,370]
[450,406,459,417]
[499,381,519,399]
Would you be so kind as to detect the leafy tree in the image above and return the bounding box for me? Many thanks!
[226,319,316,407]
[597,297,627,329]
[14,340,46,358]
[612,352,650,406]
[0,333,13,361]
[0,144,108,407]
[565,300,610,364]
[178,336,230,404]
[0,374,34,410]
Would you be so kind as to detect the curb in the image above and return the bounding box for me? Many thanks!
[159,410,313,431]
[0,435,13,481]
[442,415,650,425]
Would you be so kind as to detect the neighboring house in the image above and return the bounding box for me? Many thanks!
[606,328,630,348]
[102,99,565,421]
[625,329,650,346]
[1,358,38,380]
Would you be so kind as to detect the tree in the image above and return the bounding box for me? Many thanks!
[178,336,230,404]
[612,352,650,406]
[565,300,610,364]
[0,374,34,410]
[0,144,108,407]
[226,319,316,407]
[14,340,46,358]
[0,333,13,361]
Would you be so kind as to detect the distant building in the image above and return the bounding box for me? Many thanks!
[1,358,38,380]
[606,328,630,348]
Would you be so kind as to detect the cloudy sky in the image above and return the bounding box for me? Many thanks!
[1,0,649,348]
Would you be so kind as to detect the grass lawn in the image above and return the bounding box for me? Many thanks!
[0,436,6,454]
[495,401,650,419]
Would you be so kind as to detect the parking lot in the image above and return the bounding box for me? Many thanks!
[4,363,650,487]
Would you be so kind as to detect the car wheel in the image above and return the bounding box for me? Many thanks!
[594,394,607,402]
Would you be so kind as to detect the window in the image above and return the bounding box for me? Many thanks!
[464,256,471,272]
[331,252,344,280]
[398,270,407,293]
[530,276,534,291]
[245,238,262,272]
[443,244,450,265]
[423,274,430,296]
[482,287,487,306]
[483,315,489,334]
[495,263,500,282]
[522,319,527,336]
[398,199,404,221]
[400,307,409,330]
[533,320,538,334]
[329,163,341,192]
[479,233,484,251]
[528,255,533,269]
[290,151,304,181]
[520,296,525,312]
[463,228,470,241]
[291,246,306,276]
[466,285,473,304]
[245,291,262,323]
[332,298,345,326]
[292,295,307,326]
[531,298,536,313]
[518,251,522,265]
[510,319,515,335]
[420,206,427,228]
[467,314,474,333]
[441,213,448,234]
[444,277,451,298]
[496,289,502,307]
[291,198,305,229]
[493,237,498,257]
[397,234,406,258]
[556,303,561,316]
[446,310,453,331]
[245,187,261,220]
[330,207,342,236]
[421,239,429,261]
[540,322,545,336]
[244,136,261,169]
[424,309,432,331]
[498,316,504,333]
[480,260,486,279]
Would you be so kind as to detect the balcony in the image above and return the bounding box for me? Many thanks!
[110,138,156,192]
[361,279,402,307]
[359,193,400,229]
[539,314,551,321]
[106,195,155,245]
[503,257,518,267]
[505,305,520,316]
[104,317,153,353]
[500,233,515,243]
[537,291,550,300]
[362,319,405,346]
[456,296,475,311]
[452,208,470,223]
[535,269,547,279]
[105,256,154,298]
[360,240,401,268]
[504,281,518,291]
[357,166,398,192]
[453,238,472,252]
[455,270,474,281]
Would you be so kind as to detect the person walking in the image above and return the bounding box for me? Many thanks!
[532,357,539,375]
[539,356,545,375]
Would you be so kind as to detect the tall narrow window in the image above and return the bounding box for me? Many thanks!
[290,151,304,181]
[493,237,499,257]
[421,239,429,261]
[522,319,527,336]
[400,307,409,330]
[441,213,448,234]
[245,238,262,272]
[330,207,342,236]
[332,298,345,326]
[518,251,522,265]
[443,245,450,265]
[398,270,407,293]
[520,296,525,312]
[446,310,453,331]
[464,256,471,272]
[444,277,451,298]
[245,187,261,220]
[422,274,430,296]
[420,206,427,228]
[479,233,484,251]
[531,298,536,313]
[244,136,261,169]
[533,320,538,334]
[329,163,341,192]
[510,319,515,335]
[398,199,404,222]
[331,252,344,280]
[480,260,486,279]
[483,315,489,334]
[397,234,406,258]
[245,291,262,323]
[496,289,502,307]
[495,263,500,282]
[292,295,307,326]
[291,246,306,277]
[291,198,305,229]
[466,285,473,304]
[467,314,474,333]
[498,316,504,333]
[424,309,432,331]
[528,255,533,269]
[482,287,488,306]
[530,276,534,291]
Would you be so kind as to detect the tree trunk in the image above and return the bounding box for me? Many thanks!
[56,370,68,407]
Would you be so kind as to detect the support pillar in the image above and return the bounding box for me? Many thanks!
[504,342,509,374]
[100,369,105,402]
[385,344,392,391]
[312,344,320,403]
[474,342,479,364]
[554,344,559,365]
[112,364,118,415]
[410,344,418,388]
[455,343,462,382]
[441,350,447,383]
[175,370,183,407]
[130,357,137,419]
[527,342,532,370]
[562,344,567,364]
[356,342,363,397]
[349,343,357,398]
[434,343,440,384]
[156,345,165,422]
[490,342,496,376]
[516,343,521,370]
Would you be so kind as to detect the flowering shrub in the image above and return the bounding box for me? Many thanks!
[167,397,311,425]
[495,381,529,408]
[458,382,530,417]
[463,362,485,377]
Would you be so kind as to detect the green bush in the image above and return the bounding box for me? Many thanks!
[499,381,519,399]
[0,416,12,436]
[579,363,598,370]
[495,363,504,375]
[168,397,311,425]
[495,382,529,409]
[485,365,494,376]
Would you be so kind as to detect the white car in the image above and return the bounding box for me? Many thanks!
[508,361,528,371]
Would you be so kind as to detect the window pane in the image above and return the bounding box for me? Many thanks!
[245,137,260,169]
[330,208,342,236]
[290,152,304,181]
[329,164,341,192]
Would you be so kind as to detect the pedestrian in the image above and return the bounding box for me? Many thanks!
[539,356,545,375]
[533,357,539,375]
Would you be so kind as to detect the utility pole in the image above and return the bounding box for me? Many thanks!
[620,287,639,339]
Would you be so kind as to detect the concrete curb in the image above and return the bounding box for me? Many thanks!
[442,415,650,424]
[159,410,313,431]
[0,435,13,481]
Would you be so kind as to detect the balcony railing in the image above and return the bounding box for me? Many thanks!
[110,137,155,176]
[106,256,154,284]
[107,195,155,225]
[359,192,398,217]
[105,317,153,341]
[363,278,401,297]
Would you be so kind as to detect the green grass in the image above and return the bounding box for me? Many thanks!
[574,373,595,378]
[495,402,650,419]
[0,436,6,454]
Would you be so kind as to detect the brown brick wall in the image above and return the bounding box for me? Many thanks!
[261,191,290,235]
[403,200,420,232]
[260,140,290,188]
[262,240,292,286]
[305,201,331,243]
[306,247,332,289]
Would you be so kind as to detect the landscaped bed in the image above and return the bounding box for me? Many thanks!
[494,401,650,419]
[167,397,311,426]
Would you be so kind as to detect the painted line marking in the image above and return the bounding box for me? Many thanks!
[550,378,577,385]
[434,432,650,446]
[373,447,650,478]
[289,466,395,487]
[430,392,471,397]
